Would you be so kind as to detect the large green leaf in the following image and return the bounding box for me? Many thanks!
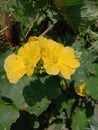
[71,107,92,130]
[85,64,98,99]
[0,50,12,96]
[66,1,98,31]
[23,75,61,106]
[0,100,19,130]
[72,50,96,86]
[22,75,61,116]
[0,76,36,108]
[72,65,87,86]
[86,76,98,100]
[81,51,96,75]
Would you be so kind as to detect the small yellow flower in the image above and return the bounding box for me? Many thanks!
[41,38,80,79]
[18,41,41,76]
[74,83,88,97]
[42,39,63,75]
[4,54,26,84]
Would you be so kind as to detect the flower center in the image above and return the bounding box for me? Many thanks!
[23,58,30,66]
[52,56,58,64]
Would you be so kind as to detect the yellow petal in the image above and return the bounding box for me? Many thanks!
[28,36,38,42]
[43,62,59,75]
[42,39,63,75]
[61,47,80,68]
[4,54,26,84]
[60,65,76,79]
[18,41,41,76]
[74,83,88,97]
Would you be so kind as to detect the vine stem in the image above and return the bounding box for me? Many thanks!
[40,24,54,36]
[0,26,8,34]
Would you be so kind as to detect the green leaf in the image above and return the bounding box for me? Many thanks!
[72,50,96,86]
[26,97,51,117]
[0,125,4,130]
[0,101,19,130]
[65,99,75,117]
[59,98,75,118]
[65,5,82,31]
[0,50,13,82]
[62,0,83,6]
[22,75,60,116]
[1,76,35,108]
[86,78,98,100]
[85,64,98,99]
[81,51,96,76]
[71,107,91,130]
[23,75,61,106]
[66,1,98,31]
[72,65,87,86]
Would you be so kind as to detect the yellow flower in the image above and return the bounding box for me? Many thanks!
[74,83,88,97]
[4,54,26,84]
[41,38,80,79]
[4,37,41,84]
[18,41,41,76]
[28,36,48,52]
[41,39,63,74]
[4,36,80,84]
